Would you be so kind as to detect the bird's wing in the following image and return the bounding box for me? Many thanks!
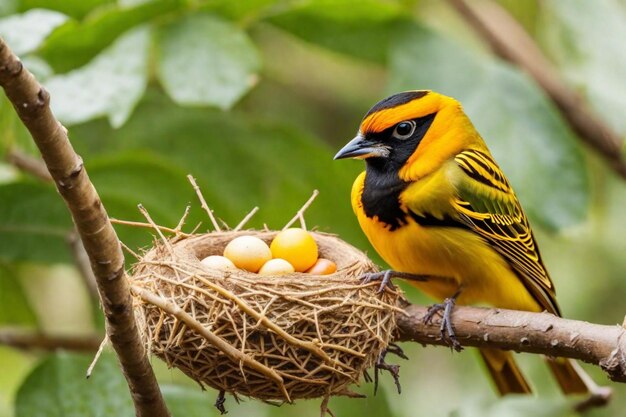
[451,149,560,316]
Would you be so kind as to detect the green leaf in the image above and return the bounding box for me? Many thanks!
[156,14,261,109]
[268,0,405,63]
[0,347,35,417]
[15,352,134,417]
[0,9,68,55]
[0,181,73,264]
[37,0,184,72]
[0,264,38,327]
[19,0,115,19]
[44,26,150,127]
[200,0,295,21]
[388,24,589,231]
[538,0,626,135]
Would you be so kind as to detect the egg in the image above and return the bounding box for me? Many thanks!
[258,258,295,276]
[270,228,318,272]
[200,255,236,271]
[305,258,337,275]
[223,236,272,272]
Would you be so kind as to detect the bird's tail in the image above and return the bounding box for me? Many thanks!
[545,357,612,407]
[479,348,532,394]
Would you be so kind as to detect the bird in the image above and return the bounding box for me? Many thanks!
[334,90,610,400]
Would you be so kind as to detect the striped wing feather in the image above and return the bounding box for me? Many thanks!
[453,150,560,316]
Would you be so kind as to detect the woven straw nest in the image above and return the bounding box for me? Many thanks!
[129,229,405,405]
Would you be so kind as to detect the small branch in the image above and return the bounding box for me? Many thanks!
[138,204,174,254]
[187,174,221,231]
[447,0,626,179]
[0,38,170,417]
[5,148,52,181]
[395,304,626,383]
[282,190,319,230]
[174,205,191,234]
[234,206,259,231]
[0,330,102,351]
[87,335,109,378]
[120,240,142,261]
[110,218,190,237]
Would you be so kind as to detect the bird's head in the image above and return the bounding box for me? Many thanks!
[334,90,477,180]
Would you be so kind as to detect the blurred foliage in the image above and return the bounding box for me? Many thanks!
[15,352,134,417]
[0,0,625,416]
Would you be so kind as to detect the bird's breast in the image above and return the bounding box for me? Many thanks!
[360,167,409,231]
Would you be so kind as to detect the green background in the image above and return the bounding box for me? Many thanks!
[0,0,625,416]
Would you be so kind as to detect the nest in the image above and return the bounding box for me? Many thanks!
[129,229,404,404]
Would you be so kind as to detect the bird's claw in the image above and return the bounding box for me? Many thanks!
[215,390,228,415]
[374,351,401,395]
[386,342,409,360]
[361,270,429,293]
[361,270,396,293]
[373,343,408,395]
[424,292,463,352]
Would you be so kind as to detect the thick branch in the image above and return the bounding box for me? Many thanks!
[0,38,170,417]
[395,304,626,383]
[448,0,626,179]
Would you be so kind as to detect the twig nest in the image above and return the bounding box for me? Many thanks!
[130,230,404,402]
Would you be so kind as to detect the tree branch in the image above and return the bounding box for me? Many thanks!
[395,304,626,383]
[447,0,626,179]
[0,330,102,352]
[0,38,170,417]
[5,148,53,181]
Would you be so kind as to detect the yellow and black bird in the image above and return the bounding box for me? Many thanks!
[334,90,609,399]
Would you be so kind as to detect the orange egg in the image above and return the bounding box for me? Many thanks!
[270,228,318,272]
[258,258,295,276]
[200,255,236,271]
[305,258,337,275]
[223,236,272,272]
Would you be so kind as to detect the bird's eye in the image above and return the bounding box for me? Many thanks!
[392,121,416,140]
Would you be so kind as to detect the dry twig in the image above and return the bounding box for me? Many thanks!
[187,174,221,231]
[87,335,109,378]
[5,147,52,181]
[283,190,319,230]
[234,206,259,231]
[110,218,190,237]
[0,330,102,351]
[0,37,170,417]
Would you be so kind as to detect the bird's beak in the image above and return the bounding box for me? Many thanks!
[334,134,389,160]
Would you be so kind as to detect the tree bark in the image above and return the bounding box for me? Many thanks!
[0,37,170,417]
[396,303,626,383]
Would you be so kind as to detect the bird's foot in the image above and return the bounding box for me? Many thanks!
[361,270,428,294]
[215,390,228,415]
[424,291,463,352]
[373,343,408,395]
